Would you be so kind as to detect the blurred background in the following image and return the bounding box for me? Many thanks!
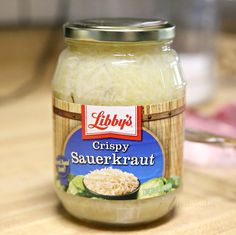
[1,0,236,233]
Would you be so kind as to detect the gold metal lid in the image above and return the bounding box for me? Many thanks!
[64,18,175,42]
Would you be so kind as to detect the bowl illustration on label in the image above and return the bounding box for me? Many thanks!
[83,168,141,200]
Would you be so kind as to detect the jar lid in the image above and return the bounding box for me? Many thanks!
[64,18,175,42]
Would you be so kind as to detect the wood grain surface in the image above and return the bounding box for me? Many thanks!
[0,28,236,235]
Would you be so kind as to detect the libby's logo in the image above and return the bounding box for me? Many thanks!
[88,111,132,131]
[82,105,142,140]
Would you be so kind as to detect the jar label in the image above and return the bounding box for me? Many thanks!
[53,97,184,200]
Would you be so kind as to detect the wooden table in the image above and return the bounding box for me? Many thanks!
[0,28,236,235]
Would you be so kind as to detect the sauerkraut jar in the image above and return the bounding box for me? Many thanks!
[52,18,185,225]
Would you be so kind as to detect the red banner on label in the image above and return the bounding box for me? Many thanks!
[81,105,142,140]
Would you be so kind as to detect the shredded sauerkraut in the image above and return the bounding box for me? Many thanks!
[84,168,139,196]
[52,42,185,105]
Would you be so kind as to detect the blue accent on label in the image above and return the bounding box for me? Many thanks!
[56,155,70,186]
[64,128,164,183]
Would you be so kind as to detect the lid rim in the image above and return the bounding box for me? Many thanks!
[63,18,176,42]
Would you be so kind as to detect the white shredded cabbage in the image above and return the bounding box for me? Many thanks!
[84,168,139,196]
[52,42,185,105]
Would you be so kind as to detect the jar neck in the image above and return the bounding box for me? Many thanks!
[65,39,172,52]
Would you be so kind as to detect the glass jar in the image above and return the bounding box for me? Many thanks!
[52,18,186,225]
